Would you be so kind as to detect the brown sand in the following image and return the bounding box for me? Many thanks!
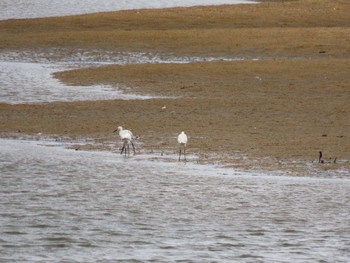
[1,0,349,175]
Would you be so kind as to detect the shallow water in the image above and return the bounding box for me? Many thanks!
[0,53,248,104]
[0,61,157,104]
[0,0,256,104]
[1,139,350,262]
[1,1,350,261]
[0,0,256,20]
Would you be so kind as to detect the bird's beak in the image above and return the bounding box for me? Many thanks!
[113,129,118,133]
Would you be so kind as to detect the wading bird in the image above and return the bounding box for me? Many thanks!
[177,131,188,161]
[114,126,136,156]
[319,151,324,163]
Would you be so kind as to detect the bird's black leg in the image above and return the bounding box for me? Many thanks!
[120,145,125,155]
[319,151,323,163]
[184,147,186,162]
[131,141,136,154]
[179,149,182,161]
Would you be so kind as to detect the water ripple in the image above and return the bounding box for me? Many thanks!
[1,139,350,262]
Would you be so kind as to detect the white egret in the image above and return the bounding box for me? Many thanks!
[177,131,188,161]
[113,126,136,156]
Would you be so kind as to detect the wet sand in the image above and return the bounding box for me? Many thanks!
[1,0,349,175]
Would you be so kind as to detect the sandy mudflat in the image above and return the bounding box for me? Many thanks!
[1,0,349,175]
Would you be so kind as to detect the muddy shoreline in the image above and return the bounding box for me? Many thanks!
[1,0,349,176]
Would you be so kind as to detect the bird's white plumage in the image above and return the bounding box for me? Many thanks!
[117,126,132,141]
[115,126,136,156]
[177,131,187,145]
[177,131,188,161]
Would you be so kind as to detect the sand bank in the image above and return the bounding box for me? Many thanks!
[1,0,349,175]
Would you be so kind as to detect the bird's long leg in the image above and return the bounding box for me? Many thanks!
[131,141,136,154]
[127,144,130,156]
[179,148,182,161]
[123,140,128,157]
[120,145,125,155]
[184,147,186,162]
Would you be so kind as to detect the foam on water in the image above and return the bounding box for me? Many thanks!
[0,49,249,65]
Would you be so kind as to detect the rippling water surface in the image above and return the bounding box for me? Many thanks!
[1,1,350,262]
[1,139,350,262]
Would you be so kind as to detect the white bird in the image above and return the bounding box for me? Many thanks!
[177,131,188,161]
[113,126,136,156]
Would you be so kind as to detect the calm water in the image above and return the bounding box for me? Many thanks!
[0,61,158,104]
[0,0,256,20]
[1,139,350,262]
[0,55,245,104]
[0,0,254,104]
